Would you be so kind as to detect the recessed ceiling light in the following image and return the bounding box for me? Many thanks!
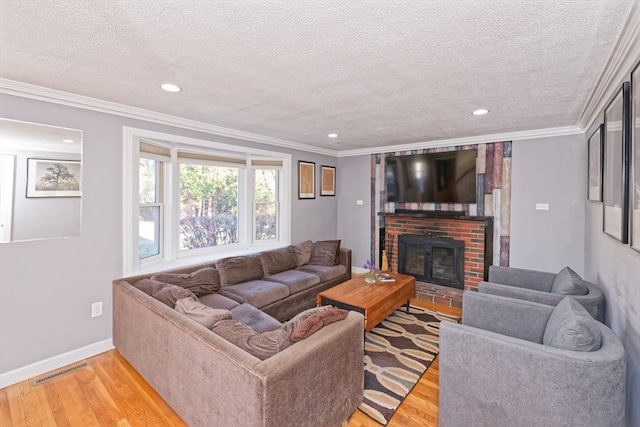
[472,109,489,116]
[161,83,181,93]
[62,139,75,143]
[328,133,338,138]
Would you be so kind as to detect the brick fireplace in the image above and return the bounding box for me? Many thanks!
[380,212,493,306]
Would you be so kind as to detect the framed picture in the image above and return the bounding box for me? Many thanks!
[321,165,336,196]
[602,81,631,243]
[298,161,315,199]
[631,61,640,252]
[588,124,604,202]
[26,158,82,198]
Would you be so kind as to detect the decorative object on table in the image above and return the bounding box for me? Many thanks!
[381,249,389,271]
[320,165,336,196]
[631,61,640,252]
[358,304,460,426]
[26,158,82,198]
[602,81,631,243]
[298,160,315,199]
[363,259,379,285]
[376,273,394,282]
[588,124,604,202]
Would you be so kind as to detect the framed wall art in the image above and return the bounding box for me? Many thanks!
[298,160,315,199]
[26,158,82,198]
[321,165,336,196]
[631,61,640,252]
[602,81,630,243]
[588,124,604,202]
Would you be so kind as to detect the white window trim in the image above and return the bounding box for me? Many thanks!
[123,126,291,276]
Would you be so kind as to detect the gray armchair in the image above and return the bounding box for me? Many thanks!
[439,292,626,427]
[478,265,604,321]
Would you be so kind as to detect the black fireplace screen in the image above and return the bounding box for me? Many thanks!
[398,234,464,289]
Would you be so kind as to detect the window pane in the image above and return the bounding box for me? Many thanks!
[139,158,157,203]
[255,169,277,202]
[179,163,238,250]
[139,205,160,259]
[255,203,277,240]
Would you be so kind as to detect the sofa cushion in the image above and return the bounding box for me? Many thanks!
[551,266,588,295]
[259,247,297,275]
[198,292,242,310]
[309,241,339,266]
[296,264,347,282]
[151,267,220,297]
[283,305,334,335]
[175,298,232,329]
[543,297,602,352]
[152,284,197,308]
[318,239,341,265]
[219,280,290,309]
[231,303,283,333]
[133,278,170,296]
[290,308,349,343]
[216,254,265,287]
[210,320,290,360]
[289,240,313,267]
[263,270,321,294]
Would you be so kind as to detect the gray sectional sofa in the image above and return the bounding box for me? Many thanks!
[113,241,364,427]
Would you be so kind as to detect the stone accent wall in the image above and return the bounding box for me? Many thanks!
[372,142,512,268]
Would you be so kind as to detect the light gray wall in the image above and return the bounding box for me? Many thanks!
[510,134,586,275]
[337,155,372,269]
[0,94,337,375]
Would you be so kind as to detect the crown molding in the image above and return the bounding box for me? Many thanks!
[578,1,640,132]
[337,125,583,157]
[0,79,339,157]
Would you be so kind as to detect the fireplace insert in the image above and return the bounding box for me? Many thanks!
[398,234,465,289]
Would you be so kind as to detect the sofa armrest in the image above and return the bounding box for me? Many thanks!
[439,320,626,427]
[488,265,555,292]
[462,291,553,343]
[339,247,352,278]
[255,311,364,427]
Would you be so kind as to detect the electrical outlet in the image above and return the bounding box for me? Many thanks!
[536,203,549,210]
[91,302,103,318]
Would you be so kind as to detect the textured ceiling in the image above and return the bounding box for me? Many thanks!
[0,1,635,153]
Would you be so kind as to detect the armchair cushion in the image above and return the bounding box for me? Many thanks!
[550,267,588,295]
[543,297,601,352]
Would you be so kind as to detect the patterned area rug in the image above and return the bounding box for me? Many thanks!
[358,304,460,425]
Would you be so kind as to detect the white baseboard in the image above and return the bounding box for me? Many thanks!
[0,339,114,388]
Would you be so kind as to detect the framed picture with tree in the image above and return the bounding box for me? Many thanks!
[26,158,82,197]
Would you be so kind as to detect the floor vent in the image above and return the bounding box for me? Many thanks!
[31,362,90,386]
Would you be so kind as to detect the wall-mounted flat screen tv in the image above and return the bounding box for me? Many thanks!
[385,150,477,204]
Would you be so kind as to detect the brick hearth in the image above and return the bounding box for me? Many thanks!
[381,213,493,306]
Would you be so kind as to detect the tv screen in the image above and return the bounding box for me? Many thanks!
[385,150,477,204]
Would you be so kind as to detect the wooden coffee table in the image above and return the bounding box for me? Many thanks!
[317,272,416,331]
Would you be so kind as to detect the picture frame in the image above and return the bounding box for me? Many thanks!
[320,165,336,196]
[602,81,631,243]
[631,61,640,252]
[298,160,315,199]
[26,158,82,198]
[587,124,604,202]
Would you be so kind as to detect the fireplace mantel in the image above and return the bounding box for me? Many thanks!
[379,211,491,221]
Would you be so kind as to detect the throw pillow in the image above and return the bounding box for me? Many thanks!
[283,305,334,335]
[211,320,291,360]
[290,308,349,343]
[289,240,313,267]
[259,247,297,275]
[551,267,588,295]
[133,278,169,296]
[174,298,231,329]
[152,284,197,308]
[543,297,602,352]
[216,255,265,287]
[151,267,220,297]
[318,239,341,265]
[309,241,339,266]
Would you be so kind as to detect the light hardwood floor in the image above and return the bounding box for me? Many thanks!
[0,300,461,427]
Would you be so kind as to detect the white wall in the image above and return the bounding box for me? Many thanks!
[0,94,338,382]
[337,155,372,269]
[510,134,586,275]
